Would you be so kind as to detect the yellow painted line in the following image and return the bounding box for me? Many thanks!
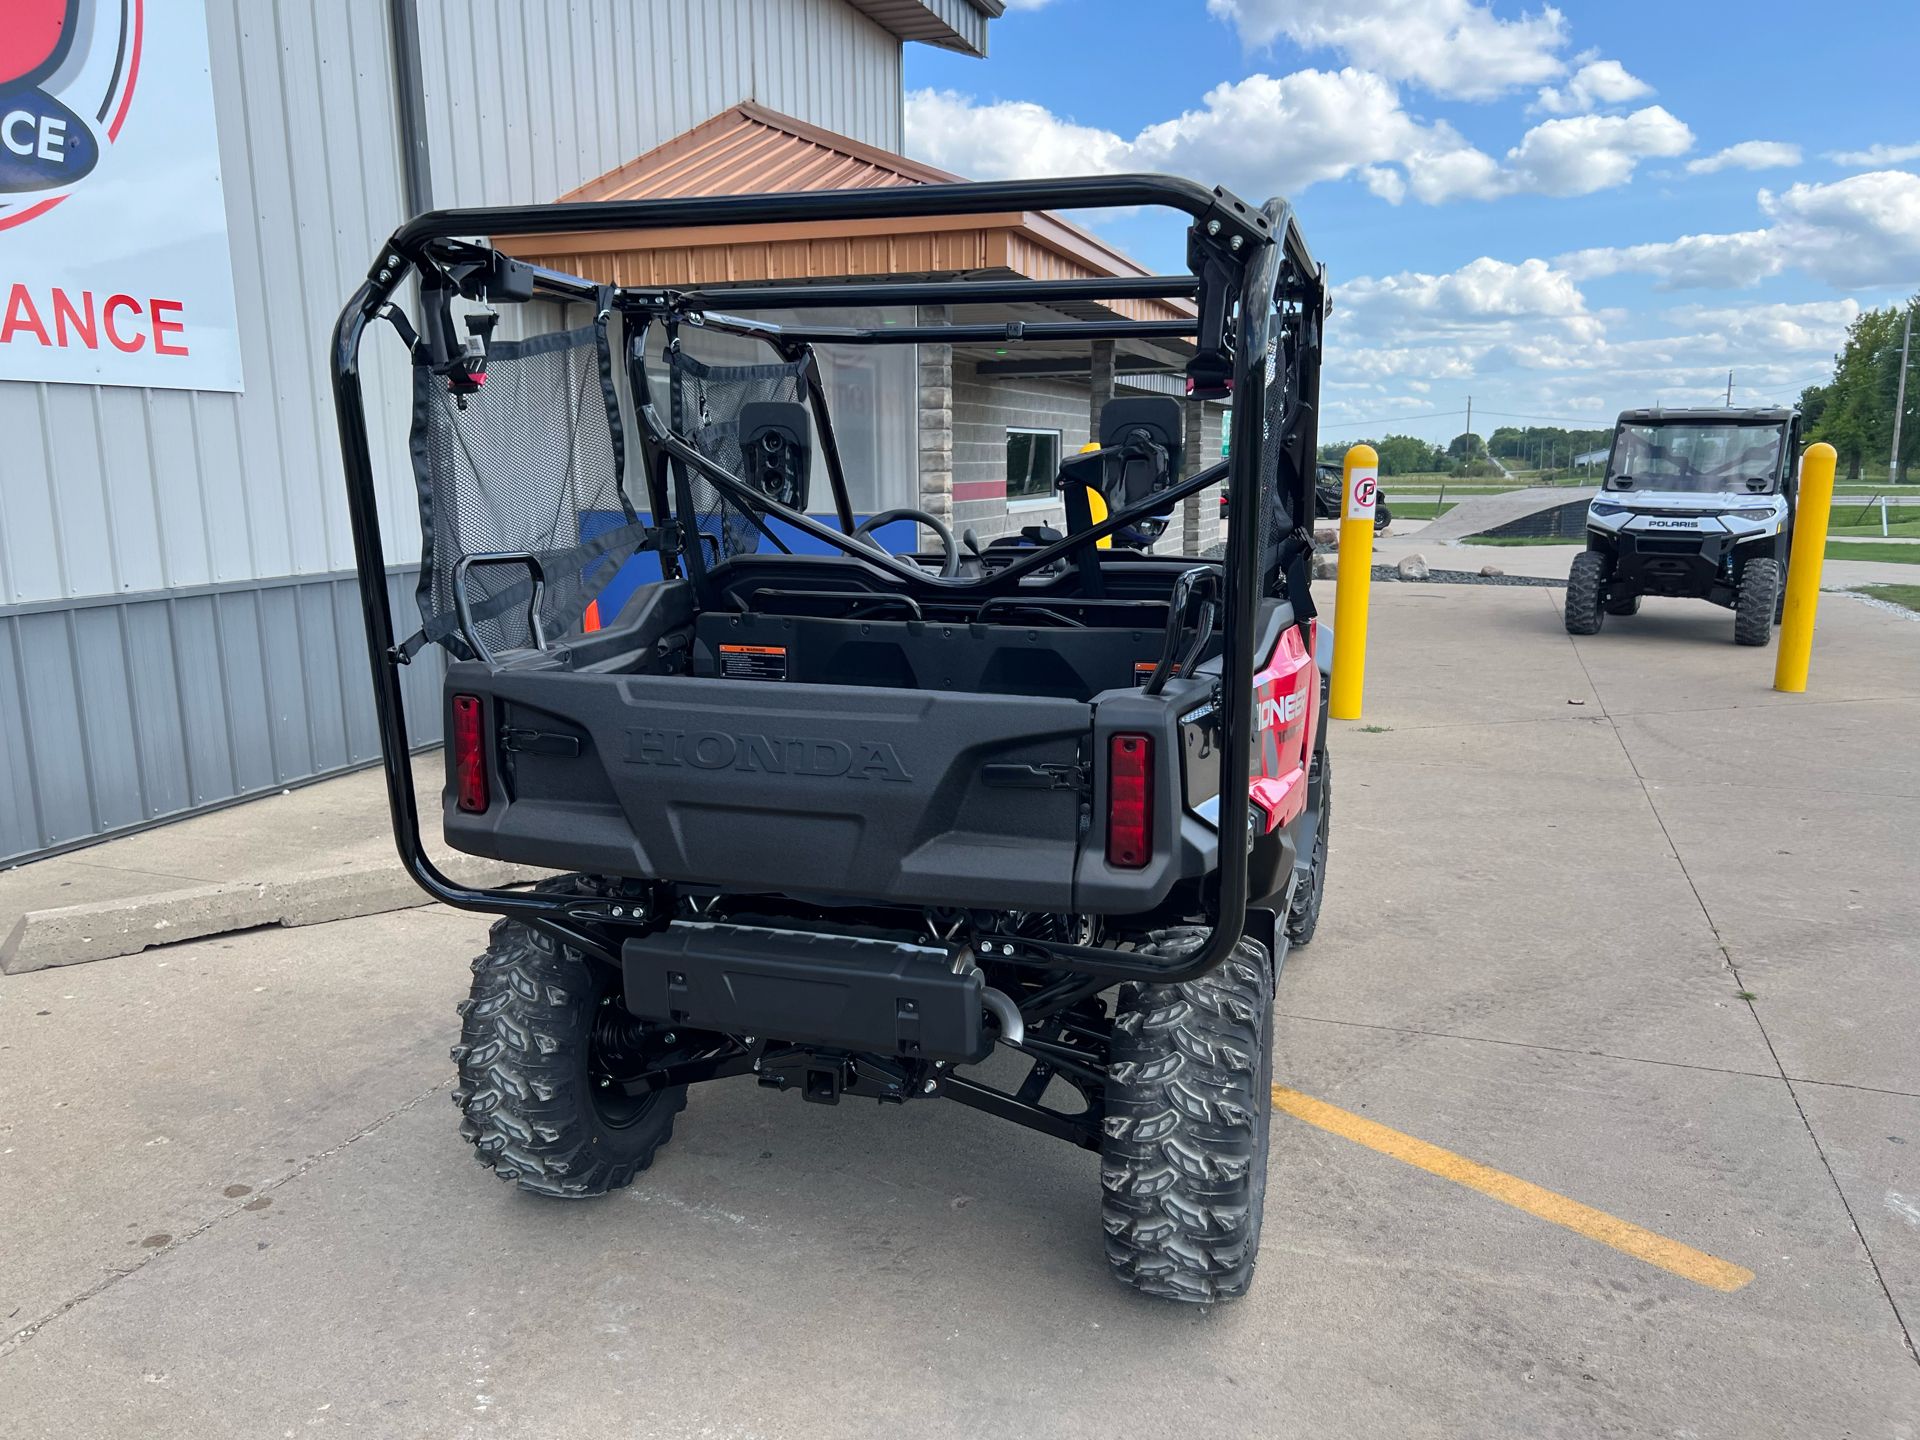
[1270,1084,1755,1293]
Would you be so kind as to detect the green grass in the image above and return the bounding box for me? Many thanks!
[1825,541,1920,565]
[1826,516,1920,539]
[1461,534,1583,546]
[1388,499,1456,519]
[1851,584,1920,612]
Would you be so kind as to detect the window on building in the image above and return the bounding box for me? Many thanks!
[1006,427,1061,503]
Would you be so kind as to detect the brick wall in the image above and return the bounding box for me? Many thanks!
[947,362,1089,542]
[926,361,1229,554]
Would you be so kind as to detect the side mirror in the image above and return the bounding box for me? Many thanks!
[737,401,811,512]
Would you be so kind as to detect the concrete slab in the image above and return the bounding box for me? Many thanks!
[0,755,558,973]
[1343,584,1600,727]
[1566,593,1920,714]
[0,907,481,1337]
[1793,1084,1920,1343]
[5,977,1915,1440]
[1301,747,1777,1076]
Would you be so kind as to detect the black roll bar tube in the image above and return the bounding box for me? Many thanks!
[330,178,1305,982]
[669,274,1202,310]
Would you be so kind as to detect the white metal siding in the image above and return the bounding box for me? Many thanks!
[415,0,904,209]
[0,0,417,611]
[1,0,911,864]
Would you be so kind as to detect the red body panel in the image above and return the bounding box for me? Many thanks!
[1249,619,1318,833]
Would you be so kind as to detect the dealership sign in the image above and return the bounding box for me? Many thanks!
[0,0,243,391]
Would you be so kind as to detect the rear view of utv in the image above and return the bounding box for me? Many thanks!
[1566,407,1800,644]
[330,175,1334,1303]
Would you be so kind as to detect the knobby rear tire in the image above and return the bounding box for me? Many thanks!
[452,880,686,1198]
[1102,928,1275,1304]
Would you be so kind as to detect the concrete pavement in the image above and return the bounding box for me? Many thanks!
[1,579,1916,1438]
[0,756,552,973]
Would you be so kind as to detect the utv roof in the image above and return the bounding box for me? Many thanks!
[1615,407,1796,425]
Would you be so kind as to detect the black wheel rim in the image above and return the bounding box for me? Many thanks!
[587,995,669,1130]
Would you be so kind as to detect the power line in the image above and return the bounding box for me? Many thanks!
[1322,405,1611,430]
[1319,408,1466,429]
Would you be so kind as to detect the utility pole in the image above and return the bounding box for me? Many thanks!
[1891,307,1913,485]
[1726,370,1734,407]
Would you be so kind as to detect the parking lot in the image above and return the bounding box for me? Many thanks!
[3,579,1917,1439]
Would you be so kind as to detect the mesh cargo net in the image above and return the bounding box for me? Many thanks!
[667,347,810,561]
[407,317,652,660]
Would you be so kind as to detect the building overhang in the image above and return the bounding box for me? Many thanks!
[845,0,1001,57]
[494,104,1195,328]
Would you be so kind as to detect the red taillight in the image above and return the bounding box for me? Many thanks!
[452,694,488,814]
[1106,733,1154,869]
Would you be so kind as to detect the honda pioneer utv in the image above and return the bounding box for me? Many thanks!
[330,175,1334,1303]
[1566,407,1800,644]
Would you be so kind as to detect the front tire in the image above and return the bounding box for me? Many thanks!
[1606,595,1641,616]
[1102,929,1275,1304]
[1565,550,1608,636]
[1736,558,1780,647]
[453,889,687,1198]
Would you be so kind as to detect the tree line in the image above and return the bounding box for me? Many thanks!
[1318,425,1610,477]
[1800,295,1918,481]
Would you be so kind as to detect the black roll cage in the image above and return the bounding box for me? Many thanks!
[329,174,1327,985]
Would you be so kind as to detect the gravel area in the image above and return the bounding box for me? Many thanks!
[1373,565,1566,588]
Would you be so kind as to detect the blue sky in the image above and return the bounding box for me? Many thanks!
[904,0,1920,445]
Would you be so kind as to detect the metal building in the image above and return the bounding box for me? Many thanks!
[0,0,1000,865]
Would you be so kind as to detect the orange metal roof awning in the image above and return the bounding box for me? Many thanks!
[497,102,1193,325]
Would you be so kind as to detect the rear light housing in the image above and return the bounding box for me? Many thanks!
[452,694,488,813]
[1106,733,1154,869]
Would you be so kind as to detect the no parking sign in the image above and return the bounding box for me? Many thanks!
[1344,464,1378,523]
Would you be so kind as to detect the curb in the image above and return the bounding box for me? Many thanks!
[1,856,549,975]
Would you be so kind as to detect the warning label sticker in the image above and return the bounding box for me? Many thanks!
[718,644,789,681]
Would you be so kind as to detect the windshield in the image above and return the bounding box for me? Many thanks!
[1607,423,1786,494]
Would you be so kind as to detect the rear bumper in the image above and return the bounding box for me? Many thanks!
[442,666,1217,915]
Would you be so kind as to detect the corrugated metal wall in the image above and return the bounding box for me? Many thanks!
[414,0,903,207]
[0,0,911,865]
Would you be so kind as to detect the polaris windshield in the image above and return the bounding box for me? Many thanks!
[1607,423,1787,494]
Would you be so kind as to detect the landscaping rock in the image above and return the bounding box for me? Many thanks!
[1479,564,1505,577]
[1396,553,1430,581]
[1313,553,1339,580]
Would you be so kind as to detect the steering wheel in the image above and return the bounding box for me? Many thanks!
[850,508,960,578]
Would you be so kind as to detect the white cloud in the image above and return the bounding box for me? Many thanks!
[1533,59,1652,115]
[1502,106,1693,195]
[1663,299,1861,353]
[906,86,1687,206]
[1828,141,1920,167]
[901,91,1127,179]
[1685,141,1802,175]
[1206,0,1568,101]
[1561,230,1781,289]
[1321,287,1861,437]
[1339,257,1598,340]
[1559,172,1920,290]
[1759,171,1920,287]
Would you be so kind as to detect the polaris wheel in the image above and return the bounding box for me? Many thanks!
[1102,928,1275,1304]
[1286,749,1332,948]
[1735,558,1780,647]
[1564,551,1608,636]
[1606,595,1641,616]
[452,881,687,1197]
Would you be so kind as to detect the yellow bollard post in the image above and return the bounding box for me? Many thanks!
[1773,441,1837,693]
[1329,443,1378,719]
